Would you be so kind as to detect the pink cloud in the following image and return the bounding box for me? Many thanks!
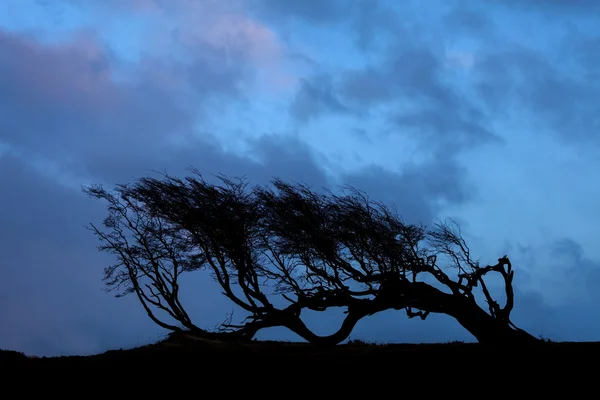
[0,29,117,109]
[112,0,296,92]
[195,13,283,66]
[1,0,297,127]
[0,27,196,162]
[0,26,193,113]
[191,11,297,93]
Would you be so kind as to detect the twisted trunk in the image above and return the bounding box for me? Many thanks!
[189,281,541,346]
[448,298,539,344]
[402,282,541,344]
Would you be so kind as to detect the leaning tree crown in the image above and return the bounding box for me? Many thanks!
[84,169,541,345]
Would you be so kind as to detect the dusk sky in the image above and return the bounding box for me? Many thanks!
[1,0,600,357]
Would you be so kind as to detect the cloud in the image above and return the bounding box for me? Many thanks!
[441,5,492,35]
[436,2,600,150]
[0,30,187,182]
[352,0,405,52]
[0,22,282,182]
[504,237,600,342]
[249,0,347,24]
[289,75,352,122]
[3,0,600,356]
[0,154,158,356]
[0,22,474,355]
[249,0,404,54]
[511,238,600,305]
[338,41,499,153]
[503,0,600,12]
[471,42,600,146]
[342,157,473,225]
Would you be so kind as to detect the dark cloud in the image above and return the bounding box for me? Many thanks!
[573,37,600,79]
[434,3,600,148]
[507,289,600,342]
[337,41,499,152]
[352,0,405,52]
[507,238,600,342]
[289,75,352,122]
[0,154,159,356]
[342,157,473,226]
[441,5,493,35]
[340,67,395,106]
[548,239,600,298]
[184,44,250,97]
[436,2,600,148]
[473,41,600,146]
[249,0,403,53]
[0,27,257,184]
[0,30,181,180]
[249,0,346,24]
[502,0,600,12]
[506,237,600,308]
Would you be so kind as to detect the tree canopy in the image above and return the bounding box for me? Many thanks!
[84,169,540,345]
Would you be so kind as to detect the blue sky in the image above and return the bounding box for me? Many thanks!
[1,0,600,356]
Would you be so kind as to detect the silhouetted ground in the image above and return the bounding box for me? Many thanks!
[3,332,600,368]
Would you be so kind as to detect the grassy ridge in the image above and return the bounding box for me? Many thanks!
[3,332,600,368]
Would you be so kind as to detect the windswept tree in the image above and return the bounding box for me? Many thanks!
[84,169,540,345]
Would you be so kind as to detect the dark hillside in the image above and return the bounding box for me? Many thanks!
[3,332,599,368]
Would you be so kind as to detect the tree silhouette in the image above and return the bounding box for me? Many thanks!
[84,169,540,345]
